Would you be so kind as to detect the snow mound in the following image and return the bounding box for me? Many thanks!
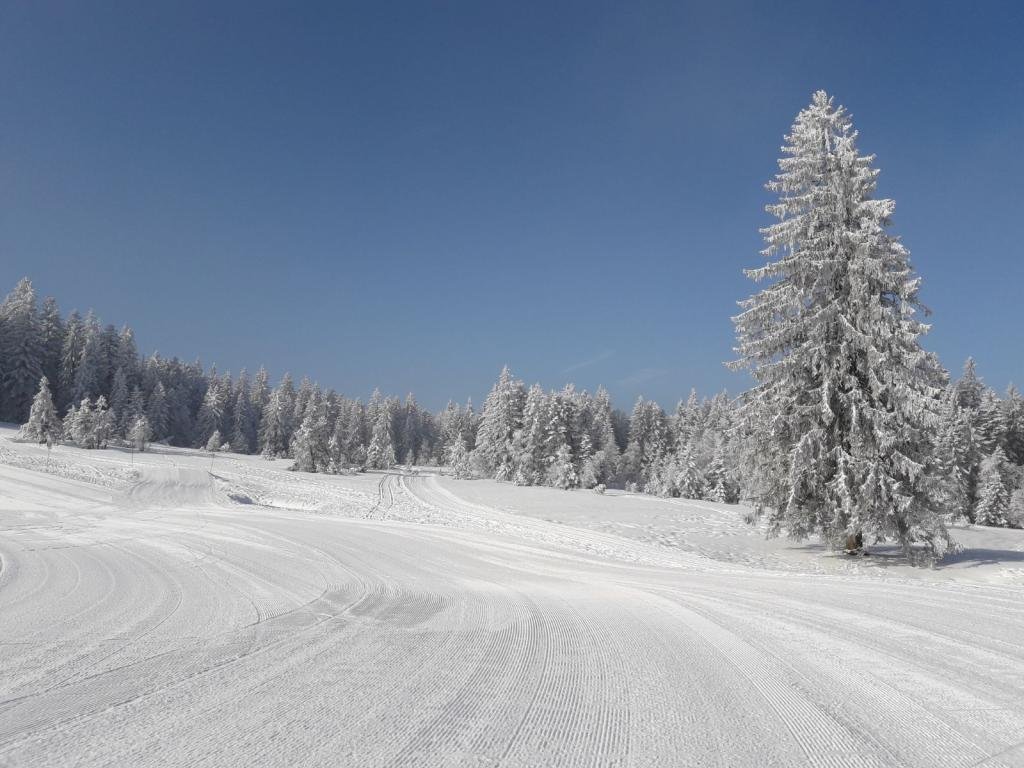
[125,466,221,509]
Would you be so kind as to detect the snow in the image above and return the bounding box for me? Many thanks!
[2,426,1024,767]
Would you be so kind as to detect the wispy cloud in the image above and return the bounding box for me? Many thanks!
[562,349,615,375]
[618,367,667,388]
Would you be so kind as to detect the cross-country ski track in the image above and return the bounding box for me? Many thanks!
[2,429,1024,767]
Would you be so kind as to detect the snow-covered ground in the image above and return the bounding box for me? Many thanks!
[2,426,1024,767]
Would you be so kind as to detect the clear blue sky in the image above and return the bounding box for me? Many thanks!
[2,1,1022,410]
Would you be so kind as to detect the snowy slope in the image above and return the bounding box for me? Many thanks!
[2,427,1024,767]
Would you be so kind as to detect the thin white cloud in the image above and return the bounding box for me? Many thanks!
[618,367,667,388]
[562,349,615,375]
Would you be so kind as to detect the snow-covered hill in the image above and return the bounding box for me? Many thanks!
[2,427,1024,767]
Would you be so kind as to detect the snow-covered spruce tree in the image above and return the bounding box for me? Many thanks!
[398,393,421,465]
[934,388,973,520]
[65,396,113,449]
[129,414,151,452]
[955,358,984,411]
[731,91,952,562]
[1009,489,1024,529]
[445,436,472,479]
[115,326,139,386]
[250,366,270,436]
[366,402,396,470]
[128,388,146,431]
[72,313,103,405]
[975,447,1011,527]
[548,443,577,490]
[19,376,62,445]
[474,366,526,481]
[586,386,620,486]
[975,388,1007,458]
[195,377,228,448]
[206,430,222,453]
[622,397,667,492]
[146,381,169,441]
[544,385,584,489]
[1004,386,1024,466]
[259,385,291,458]
[231,370,256,454]
[64,400,89,446]
[109,367,131,438]
[290,395,331,473]
[91,396,114,448]
[293,376,315,428]
[0,278,45,423]
[331,398,367,469]
[39,296,65,392]
[513,384,549,485]
[58,310,84,412]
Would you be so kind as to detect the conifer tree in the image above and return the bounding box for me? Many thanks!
[116,326,139,387]
[58,310,84,411]
[1003,386,1024,465]
[277,373,297,448]
[446,436,472,479]
[622,397,667,489]
[206,430,222,452]
[293,376,314,427]
[513,384,548,485]
[195,378,228,448]
[367,403,396,470]
[72,313,103,404]
[19,376,62,445]
[331,398,367,468]
[934,389,973,519]
[259,385,290,458]
[39,296,65,390]
[975,448,1011,527]
[92,396,114,448]
[731,91,951,561]
[587,386,620,485]
[475,366,526,481]
[290,395,331,472]
[251,366,270,437]
[399,393,421,464]
[0,278,45,422]
[231,370,256,454]
[146,382,169,440]
[955,358,984,411]
[109,367,131,438]
[129,414,152,452]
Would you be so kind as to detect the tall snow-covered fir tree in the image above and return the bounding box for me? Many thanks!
[231,370,257,454]
[291,393,331,472]
[146,381,169,440]
[975,447,1011,527]
[1003,386,1024,466]
[366,402,396,470]
[0,278,45,423]
[58,310,84,411]
[474,367,525,481]
[39,296,65,392]
[259,385,291,458]
[19,376,62,444]
[731,91,952,562]
[129,414,152,452]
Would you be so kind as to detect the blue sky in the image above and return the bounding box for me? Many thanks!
[2,1,1022,410]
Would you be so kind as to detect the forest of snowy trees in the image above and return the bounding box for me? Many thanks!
[3,92,1023,560]
[0,275,460,470]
